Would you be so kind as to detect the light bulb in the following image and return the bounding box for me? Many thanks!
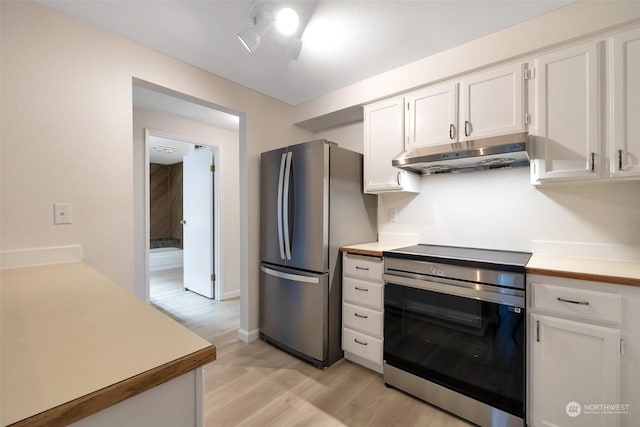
[275,7,299,36]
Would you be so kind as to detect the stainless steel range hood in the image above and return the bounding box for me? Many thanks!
[392,132,530,175]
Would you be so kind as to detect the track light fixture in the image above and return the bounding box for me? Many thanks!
[237,1,302,59]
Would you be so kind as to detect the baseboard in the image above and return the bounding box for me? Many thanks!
[1,245,83,269]
[237,328,259,343]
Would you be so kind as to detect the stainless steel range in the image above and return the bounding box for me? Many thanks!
[382,244,532,427]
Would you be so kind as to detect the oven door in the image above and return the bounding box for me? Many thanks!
[383,275,525,418]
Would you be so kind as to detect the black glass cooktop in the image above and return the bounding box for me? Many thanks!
[383,244,532,272]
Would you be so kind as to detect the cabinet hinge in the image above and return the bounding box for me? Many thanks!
[211,273,216,282]
[524,113,531,125]
[210,164,215,172]
[524,67,536,80]
[621,339,625,355]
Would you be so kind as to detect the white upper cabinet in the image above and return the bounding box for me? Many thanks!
[404,62,525,150]
[405,82,458,149]
[609,26,640,178]
[363,97,420,194]
[531,40,602,183]
[459,62,525,141]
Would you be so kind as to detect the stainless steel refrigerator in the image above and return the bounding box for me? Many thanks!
[260,139,377,368]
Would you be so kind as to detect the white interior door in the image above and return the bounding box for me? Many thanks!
[183,147,214,298]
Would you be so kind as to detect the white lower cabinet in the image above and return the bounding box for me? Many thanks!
[530,313,620,427]
[527,275,640,427]
[342,253,384,373]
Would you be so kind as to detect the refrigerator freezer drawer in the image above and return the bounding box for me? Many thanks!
[260,264,328,363]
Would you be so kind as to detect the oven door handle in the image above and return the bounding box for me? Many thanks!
[383,273,524,308]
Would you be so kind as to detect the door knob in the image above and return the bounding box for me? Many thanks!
[180,220,186,225]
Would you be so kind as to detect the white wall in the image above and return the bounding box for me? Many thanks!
[132,108,240,300]
[0,1,312,339]
[313,121,364,154]
[315,124,640,254]
[379,169,640,253]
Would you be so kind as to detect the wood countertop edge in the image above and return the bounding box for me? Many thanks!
[7,345,217,427]
[527,267,640,287]
[340,247,383,257]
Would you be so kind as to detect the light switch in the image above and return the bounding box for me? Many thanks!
[54,203,72,225]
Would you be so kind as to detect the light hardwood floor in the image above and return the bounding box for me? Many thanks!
[150,268,472,427]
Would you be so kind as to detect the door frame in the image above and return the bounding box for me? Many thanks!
[143,128,221,301]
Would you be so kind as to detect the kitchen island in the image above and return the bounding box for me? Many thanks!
[1,262,216,427]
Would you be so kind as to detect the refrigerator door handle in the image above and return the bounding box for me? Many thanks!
[283,151,293,260]
[276,152,287,260]
[261,266,320,284]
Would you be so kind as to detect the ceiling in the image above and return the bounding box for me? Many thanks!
[148,135,196,165]
[38,0,574,106]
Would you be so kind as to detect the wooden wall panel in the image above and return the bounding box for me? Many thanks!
[169,162,183,241]
[150,163,170,239]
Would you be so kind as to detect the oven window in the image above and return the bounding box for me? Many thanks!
[384,283,525,417]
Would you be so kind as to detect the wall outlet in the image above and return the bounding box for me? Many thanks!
[54,203,72,225]
[388,208,397,223]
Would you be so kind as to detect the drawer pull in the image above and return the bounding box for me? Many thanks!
[557,297,589,306]
[354,338,368,346]
[354,286,369,292]
[355,266,370,271]
[354,312,368,319]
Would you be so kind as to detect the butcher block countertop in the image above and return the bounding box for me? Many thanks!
[526,253,640,287]
[340,242,407,258]
[341,243,639,287]
[1,262,216,427]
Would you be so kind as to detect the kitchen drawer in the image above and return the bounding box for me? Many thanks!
[342,328,382,365]
[343,277,384,310]
[343,302,383,338]
[531,283,622,324]
[343,254,383,283]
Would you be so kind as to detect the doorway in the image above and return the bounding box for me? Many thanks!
[132,78,248,342]
[145,131,220,301]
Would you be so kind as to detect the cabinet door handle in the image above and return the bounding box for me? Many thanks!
[464,120,471,137]
[449,124,455,140]
[354,312,368,319]
[354,338,368,346]
[618,149,623,171]
[536,320,540,342]
[557,297,590,306]
[590,152,596,173]
[355,266,370,271]
[396,171,401,186]
[354,286,369,292]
